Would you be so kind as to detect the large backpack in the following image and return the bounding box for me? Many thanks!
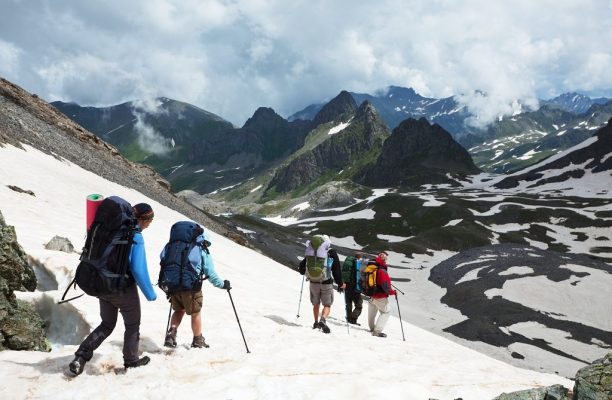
[304,234,332,283]
[360,261,379,296]
[341,256,356,285]
[158,221,207,295]
[60,196,137,303]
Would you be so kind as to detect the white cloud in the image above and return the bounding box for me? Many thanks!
[0,39,21,76]
[1,0,611,126]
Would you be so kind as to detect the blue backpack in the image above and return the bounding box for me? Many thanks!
[158,221,208,295]
[60,196,137,303]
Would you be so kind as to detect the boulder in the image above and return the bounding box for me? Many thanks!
[573,353,612,400]
[44,235,75,253]
[493,384,569,400]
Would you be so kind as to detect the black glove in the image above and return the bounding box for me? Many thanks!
[337,286,344,293]
[222,280,231,290]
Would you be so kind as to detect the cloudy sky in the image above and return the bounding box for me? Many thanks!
[1,0,611,126]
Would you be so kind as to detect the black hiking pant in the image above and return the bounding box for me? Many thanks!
[75,284,141,364]
[344,287,363,321]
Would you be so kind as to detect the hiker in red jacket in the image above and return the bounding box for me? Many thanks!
[367,251,396,338]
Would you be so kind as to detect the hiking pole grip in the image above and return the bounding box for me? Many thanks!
[394,293,406,342]
[297,275,305,318]
[227,289,250,353]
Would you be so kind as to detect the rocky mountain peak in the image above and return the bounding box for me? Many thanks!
[312,90,357,126]
[361,117,479,187]
[355,99,376,115]
[243,107,285,129]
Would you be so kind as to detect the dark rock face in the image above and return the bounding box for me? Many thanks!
[362,117,480,187]
[267,101,389,193]
[239,107,312,162]
[312,90,358,127]
[0,211,50,351]
[573,353,612,400]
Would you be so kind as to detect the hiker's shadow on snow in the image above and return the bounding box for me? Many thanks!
[109,336,161,354]
[265,315,301,327]
[7,353,105,379]
[327,316,371,332]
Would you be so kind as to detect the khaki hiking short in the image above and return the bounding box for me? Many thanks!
[309,282,334,306]
[170,290,203,315]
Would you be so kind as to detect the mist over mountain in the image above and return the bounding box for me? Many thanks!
[52,98,312,194]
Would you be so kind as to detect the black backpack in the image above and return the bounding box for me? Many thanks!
[158,221,207,295]
[60,196,137,303]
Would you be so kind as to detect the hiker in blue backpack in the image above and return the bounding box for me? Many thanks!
[161,225,230,349]
[69,202,157,376]
[298,234,344,334]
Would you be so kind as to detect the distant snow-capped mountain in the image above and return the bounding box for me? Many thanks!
[541,92,612,114]
[289,86,469,134]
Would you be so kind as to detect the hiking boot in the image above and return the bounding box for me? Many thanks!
[372,331,387,338]
[312,321,321,329]
[164,327,177,348]
[319,318,331,334]
[348,318,361,326]
[68,356,87,376]
[124,356,150,369]
[191,335,210,348]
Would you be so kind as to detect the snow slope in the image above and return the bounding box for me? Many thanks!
[0,144,572,399]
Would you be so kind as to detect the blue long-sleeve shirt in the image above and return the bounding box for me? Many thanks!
[201,249,224,289]
[129,231,157,301]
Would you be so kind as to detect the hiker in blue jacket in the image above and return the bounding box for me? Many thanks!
[164,230,230,349]
[69,203,157,376]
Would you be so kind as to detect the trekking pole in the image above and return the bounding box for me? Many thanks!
[297,275,305,318]
[227,288,250,353]
[343,287,350,334]
[164,301,172,344]
[394,293,406,342]
[391,283,405,295]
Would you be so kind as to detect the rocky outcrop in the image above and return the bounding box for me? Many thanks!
[361,117,480,187]
[573,353,612,400]
[267,101,389,194]
[493,384,570,400]
[492,353,612,400]
[0,210,50,351]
